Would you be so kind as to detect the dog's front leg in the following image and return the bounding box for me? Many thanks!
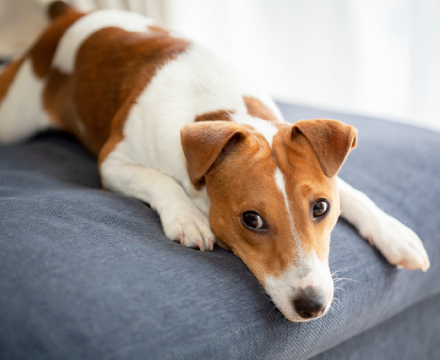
[337,177,430,271]
[100,159,214,251]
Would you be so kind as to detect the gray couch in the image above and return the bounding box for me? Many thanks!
[1,101,439,359]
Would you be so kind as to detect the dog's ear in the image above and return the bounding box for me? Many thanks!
[181,121,245,183]
[292,119,357,178]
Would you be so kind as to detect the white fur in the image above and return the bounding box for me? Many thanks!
[274,167,299,244]
[53,9,155,73]
[100,43,283,249]
[0,7,429,323]
[99,36,429,319]
[265,167,334,321]
[0,58,51,144]
[100,156,214,250]
[237,116,279,146]
[337,177,430,271]
[102,43,280,211]
[265,253,333,322]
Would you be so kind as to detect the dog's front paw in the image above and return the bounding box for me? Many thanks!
[363,213,430,271]
[161,206,215,251]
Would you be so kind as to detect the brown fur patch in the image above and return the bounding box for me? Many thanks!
[30,8,84,78]
[0,8,82,107]
[292,119,357,178]
[42,68,72,129]
[194,110,235,122]
[273,127,340,262]
[200,121,345,281]
[41,24,190,159]
[97,91,139,168]
[47,1,73,20]
[205,124,296,280]
[243,96,278,121]
[181,121,244,191]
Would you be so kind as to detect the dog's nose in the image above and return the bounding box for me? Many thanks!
[293,287,327,319]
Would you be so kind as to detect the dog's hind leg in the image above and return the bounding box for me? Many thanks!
[337,177,430,271]
[0,1,75,144]
[0,56,53,144]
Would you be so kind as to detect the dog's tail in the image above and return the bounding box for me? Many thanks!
[0,1,76,144]
[46,1,73,21]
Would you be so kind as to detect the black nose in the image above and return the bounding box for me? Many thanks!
[293,287,327,319]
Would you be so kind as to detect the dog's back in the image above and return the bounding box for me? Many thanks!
[0,3,186,154]
[1,1,428,325]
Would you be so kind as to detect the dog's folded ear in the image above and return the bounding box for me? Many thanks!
[292,119,357,178]
[181,121,245,183]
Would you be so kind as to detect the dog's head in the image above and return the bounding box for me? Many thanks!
[181,118,357,322]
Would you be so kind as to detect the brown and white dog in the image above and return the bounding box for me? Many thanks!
[0,1,430,322]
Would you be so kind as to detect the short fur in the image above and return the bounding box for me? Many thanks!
[0,2,429,322]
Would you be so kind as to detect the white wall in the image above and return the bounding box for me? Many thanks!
[163,0,440,131]
[1,0,439,131]
[0,0,47,57]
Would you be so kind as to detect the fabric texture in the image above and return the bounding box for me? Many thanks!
[0,102,439,359]
[310,293,440,360]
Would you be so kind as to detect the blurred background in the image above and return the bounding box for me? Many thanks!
[1,0,439,131]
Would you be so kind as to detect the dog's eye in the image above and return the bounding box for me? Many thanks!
[313,200,329,218]
[241,211,268,231]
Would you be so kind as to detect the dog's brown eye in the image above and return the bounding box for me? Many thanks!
[313,200,329,218]
[241,211,268,231]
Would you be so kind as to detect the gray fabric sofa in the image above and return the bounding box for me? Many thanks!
[1,101,439,359]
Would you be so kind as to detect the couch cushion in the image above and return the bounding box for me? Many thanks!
[1,103,439,359]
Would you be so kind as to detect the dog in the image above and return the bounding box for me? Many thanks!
[0,1,430,322]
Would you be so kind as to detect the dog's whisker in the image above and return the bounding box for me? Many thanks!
[331,267,352,277]
[333,277,359,284]
[334,287,349,295]
[6,1,428,329]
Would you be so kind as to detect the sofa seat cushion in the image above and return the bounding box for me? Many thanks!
[1,102,439,359]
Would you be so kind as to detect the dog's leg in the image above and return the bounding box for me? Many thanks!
[337,177,430,271]
[0,57,53,144]
[100,153,215,251]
